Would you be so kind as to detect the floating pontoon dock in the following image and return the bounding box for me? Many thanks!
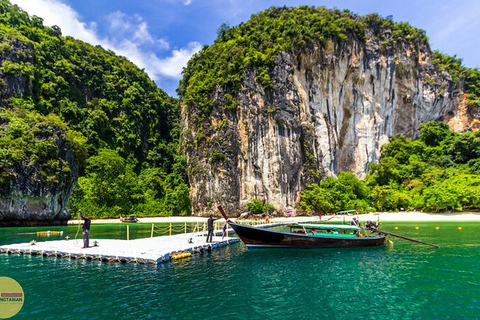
[0,231,239,265]
[0,216,316,265]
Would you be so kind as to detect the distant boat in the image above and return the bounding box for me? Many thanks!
[120,215,138,223]
[218,206,385,249]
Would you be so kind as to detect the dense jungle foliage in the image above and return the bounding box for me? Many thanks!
[1,2,480,219]
[299,122,480,213]
[0,1,190,217]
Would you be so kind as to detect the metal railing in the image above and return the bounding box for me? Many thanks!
[149,222,207,237]
[123,218,305,240]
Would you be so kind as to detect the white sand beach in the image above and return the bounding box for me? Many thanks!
[68,211,480,225]
[349,211,480,222]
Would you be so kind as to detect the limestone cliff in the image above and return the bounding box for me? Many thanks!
[180,8,468,216]
[0,113,79,226]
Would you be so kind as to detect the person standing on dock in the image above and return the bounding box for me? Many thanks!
[222,223,227,239]
[206,214,218,243]
[80,211,91,248]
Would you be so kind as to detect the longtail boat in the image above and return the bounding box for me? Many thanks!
[120,215,138,223]
[217,206,386,249]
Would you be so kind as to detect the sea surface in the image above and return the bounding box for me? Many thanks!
[1,221,479,320]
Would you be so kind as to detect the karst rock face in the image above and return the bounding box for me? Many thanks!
[181,23,474,216]
[0,189,74,227]
[0,128,78,226]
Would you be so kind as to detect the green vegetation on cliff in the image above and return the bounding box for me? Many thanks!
[431,50,480,108]
[300,122,480,213]
[0,107,86,193]
[0,1,190,218]
[179,6,429,120]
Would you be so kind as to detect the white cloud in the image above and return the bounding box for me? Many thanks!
[153,42,202,78]
[106,12,151,44]
[157,39,170,50]
[106,11,130,34]
[9,0,199,81]
[11,0,102,45]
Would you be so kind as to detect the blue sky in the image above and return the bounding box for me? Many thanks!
[9,0,480,97]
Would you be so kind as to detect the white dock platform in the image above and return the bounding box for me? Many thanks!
[0,232,239,265]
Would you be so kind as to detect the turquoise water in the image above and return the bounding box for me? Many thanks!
[1,221,479,319]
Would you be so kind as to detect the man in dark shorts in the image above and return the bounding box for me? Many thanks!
[206,215,218,243]
[80,211,91,248]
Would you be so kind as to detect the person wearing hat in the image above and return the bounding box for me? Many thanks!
[79,210,91,248]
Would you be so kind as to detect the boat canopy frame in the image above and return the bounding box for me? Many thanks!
[291,223,360,231]
[335,209,358,215]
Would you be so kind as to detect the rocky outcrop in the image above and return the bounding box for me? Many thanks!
[0,122,78,226]
[0,190,72,226]
[182,30,465,216]
[446,95,480,132]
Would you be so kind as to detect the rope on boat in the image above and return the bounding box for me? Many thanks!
[74,210,82,247]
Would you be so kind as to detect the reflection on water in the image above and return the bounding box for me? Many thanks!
[1,221,479,319]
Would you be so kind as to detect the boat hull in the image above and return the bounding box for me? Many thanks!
[229,222,385,248]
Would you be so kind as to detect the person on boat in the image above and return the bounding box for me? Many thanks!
[80,210,91,248]
[206,214,218,243]
[351,217,359,226]
[366,220,379,230]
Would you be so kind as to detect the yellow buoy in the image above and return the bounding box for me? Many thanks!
[36,230,63,237]
[172,252,192,260]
